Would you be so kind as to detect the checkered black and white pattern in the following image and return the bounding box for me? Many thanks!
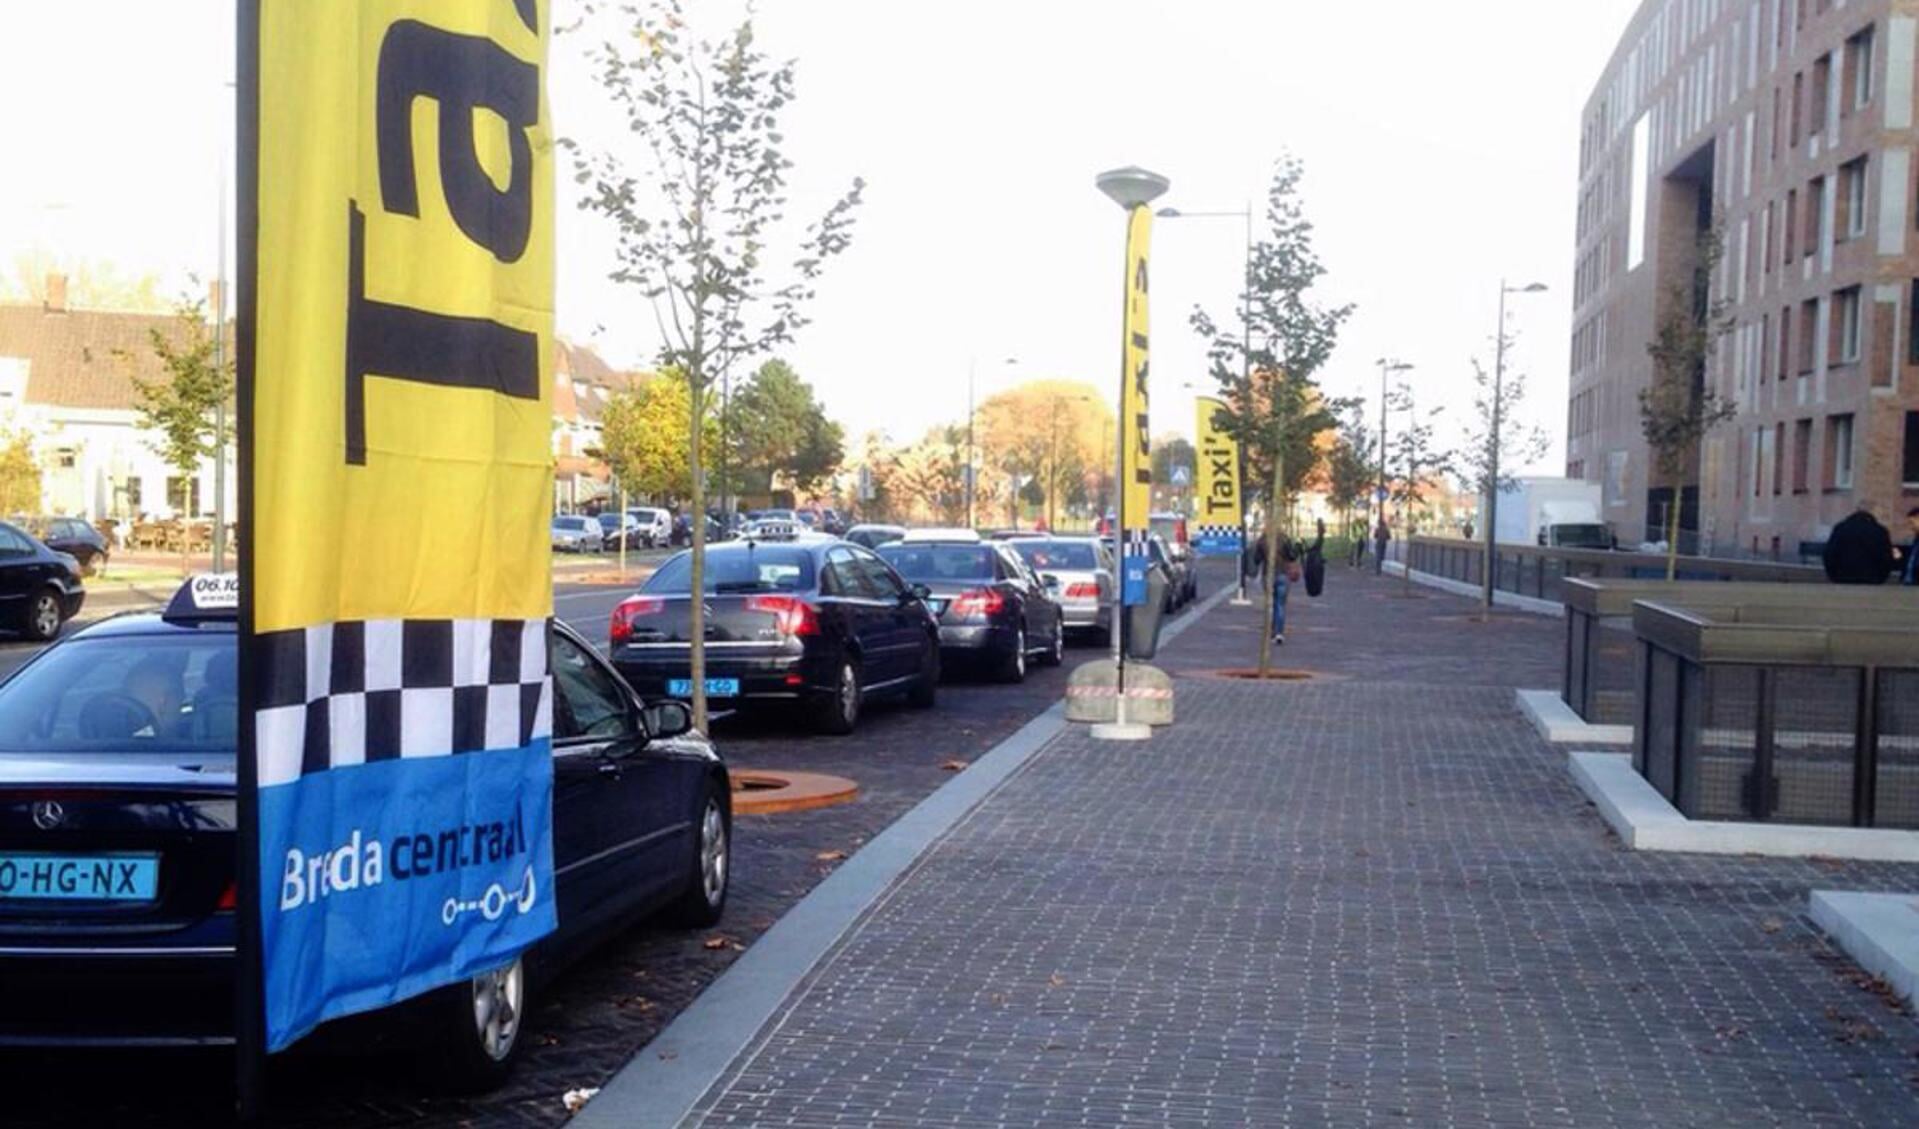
[255,619,552,788]
[1194,523,1240,542]
[1122,529,1151,555]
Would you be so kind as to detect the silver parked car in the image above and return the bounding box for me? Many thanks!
[551,514,604,553]
[1008,537,1114,638]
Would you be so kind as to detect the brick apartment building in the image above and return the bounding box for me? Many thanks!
[1570,0,1919,558]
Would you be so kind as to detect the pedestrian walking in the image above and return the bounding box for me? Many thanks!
[1822,504,1897,584]
[1245,533,1269,591]
[1271,533,1303,644]
[1349,519,1367,568]
[1304,518,1327,598]
[1372,518,1391,576]
[1902,506,1919,586]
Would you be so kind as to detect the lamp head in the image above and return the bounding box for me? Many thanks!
[1096,166,1172,210]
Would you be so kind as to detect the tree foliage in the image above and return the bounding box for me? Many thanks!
[598,375,719,501]
[1324,405,1376,530]
[569,0,862,729]
[1640,225,1737,577]
[890,426,969,525]
[1458,351,1549,502]
[728,359,844,495]
[976,379,1109,528]
[0,430,43,516]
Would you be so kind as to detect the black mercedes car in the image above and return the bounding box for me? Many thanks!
[26,517,110,577]
[609,530,942,734]
[0,520,85,640]
[875,534,1065,683]
[0,584,730,1091]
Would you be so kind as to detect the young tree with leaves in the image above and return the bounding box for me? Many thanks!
[0,430,42,517]
[1641,227,1737,579]
[130,299,233,575]
[1387,384,1454,596]
[570,0,863,730]
[728,359,844,498]
[598,375,720,502]
[1458,351,1549,528]
[1325,405,1377,547]
[1191,156,1353,675]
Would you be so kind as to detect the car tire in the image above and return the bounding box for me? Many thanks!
[662,783,731,928]
[424,956,527,1094]
[1038,618,1065,667]
[907,642,939,708]
[22,589,62,642]
[998,628,1027,684]
[813,658,861,735]
[80,550,102,577]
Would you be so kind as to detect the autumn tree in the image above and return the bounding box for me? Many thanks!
[1642,226,1737,578]
[891,426,969,525]
[130,298,233,575]
[570,0,863,730]
[0,430,42,516]
[598,375,719,502]
[1324,405,1377,539]
[976,380,1108,529]
[1191,155,1352,675]
[1387,383,1455,595]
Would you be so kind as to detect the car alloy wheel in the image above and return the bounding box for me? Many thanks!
[699,798,728,907]
[838,662,860,727]
[1013,630,1026,678]
[470,956,524,1063]
[29,594,59,640]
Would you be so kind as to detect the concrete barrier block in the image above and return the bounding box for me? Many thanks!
[1065,660,1174,726]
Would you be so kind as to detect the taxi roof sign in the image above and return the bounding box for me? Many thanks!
[165,573,240,622]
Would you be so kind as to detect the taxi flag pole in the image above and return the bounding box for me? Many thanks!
[232,0,268,1117]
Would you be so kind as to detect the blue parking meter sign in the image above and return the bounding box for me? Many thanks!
[1122,548,1150,607]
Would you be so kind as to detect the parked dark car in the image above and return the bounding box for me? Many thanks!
[596,512,647,552]
[27,517,110,577]
[875,534,1065,683]
[609,533,941,734]
[0,590,730,1091]
[817,508,848,536]
[1149,533,1197,609]
[844,523,906,550]
[0,521,85,640]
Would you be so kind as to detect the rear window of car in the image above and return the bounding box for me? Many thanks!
[0,633,237,752]
[1014,541,1098,570]
[644,547,816,594]
[553,516,590,531]
[876,545,995,582]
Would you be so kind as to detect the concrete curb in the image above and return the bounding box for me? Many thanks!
[573,580,1235,1128]
[1516,689,1633,745]
[1568,751,1919,861]
[1809,891,1919,1004]
[1382,561,1564,617]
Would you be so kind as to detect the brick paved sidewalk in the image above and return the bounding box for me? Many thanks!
[687,566,1919,1127]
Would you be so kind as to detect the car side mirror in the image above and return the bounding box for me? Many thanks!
[642,700,694,740]
[1042,573,1061,591]
[907,583,932,602]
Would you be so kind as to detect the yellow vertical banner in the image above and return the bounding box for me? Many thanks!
[1193,397,1243,556]
[243,0,556,1054]
[1120,206,1153,537]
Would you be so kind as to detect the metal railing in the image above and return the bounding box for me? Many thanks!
[1632,598,1919,829]
[1403,536,1824,608]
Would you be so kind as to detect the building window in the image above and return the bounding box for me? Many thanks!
[1793,419,1813,493]
[1827,414,1856,490]
[1840,157,1868,240]
[1835,286,1862,362]
[1910,283,1919,365]
[1791,71,1804,147]
[1799,299,1819,373]
[1774,421,1788,495]
[1906,411,1919,487]
[1849,26,1876,111]
[1785,189,1799,262]
[55,449,75,469]
[1780,306,1793,380]
[1805,177,1824,257]
[1811,54,1833,133]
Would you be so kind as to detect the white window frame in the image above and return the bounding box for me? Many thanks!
[1845,158,1868,239]
[1833,415,1855,489]
[1838,287,1863,363]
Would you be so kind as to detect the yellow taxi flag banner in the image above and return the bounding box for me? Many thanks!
[1119,206,1152,536]
[1193,397,1244,557]
[244,0,556,1054]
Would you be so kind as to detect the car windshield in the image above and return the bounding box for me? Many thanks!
[645,547,815,593]
[1014,541,1098,571]
[596,514,623,529]
[1555,524,1612,549]
[1149,517,1181,541]
[0,632,236,753]
[877,545,994,582]
[554,517,587,531]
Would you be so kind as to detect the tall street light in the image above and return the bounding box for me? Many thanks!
[1158,203,1254,603]
[966,355,1019,528]
[1376,358,1412,561]
[1481,280,1549,609]
[1094,165,1169,743]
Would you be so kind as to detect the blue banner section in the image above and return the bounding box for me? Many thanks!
[1193,533,1244,558]
[258,744,555,1051]
[1121,550,1150,607]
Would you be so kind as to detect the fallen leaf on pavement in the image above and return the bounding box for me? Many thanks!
[941,760,968,772]
[1761,917,1784,934]
[815,850,848,861]
[562,1087,600,1114]
[702,935,734,950]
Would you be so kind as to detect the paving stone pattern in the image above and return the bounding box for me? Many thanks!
[695,567,1919,1127]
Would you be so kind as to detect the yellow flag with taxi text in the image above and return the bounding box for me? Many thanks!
[1193,397,1243,556]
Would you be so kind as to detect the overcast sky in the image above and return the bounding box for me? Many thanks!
[0,0,1642,469]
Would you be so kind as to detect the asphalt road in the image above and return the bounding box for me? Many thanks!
[4,568,1218,1127]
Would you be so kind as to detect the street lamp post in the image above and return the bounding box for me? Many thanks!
[1093,165,1169,743]
[1157,204,1254,604]
[1375,359,1412,570]
[1481,280,1549,610]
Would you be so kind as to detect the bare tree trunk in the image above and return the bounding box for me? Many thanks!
[688,372,708,734]
[1257,445,1284,677]
[617,477,627,581]
[1664,486,1680,582]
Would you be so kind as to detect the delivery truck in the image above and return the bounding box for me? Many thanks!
[1492,477,1615,549]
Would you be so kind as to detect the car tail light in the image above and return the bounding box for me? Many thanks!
[216,882,237,912]
[1064,582,1099,599]
[610,595,666,644]
[746,594,819,636]
[950,588,1006,618]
